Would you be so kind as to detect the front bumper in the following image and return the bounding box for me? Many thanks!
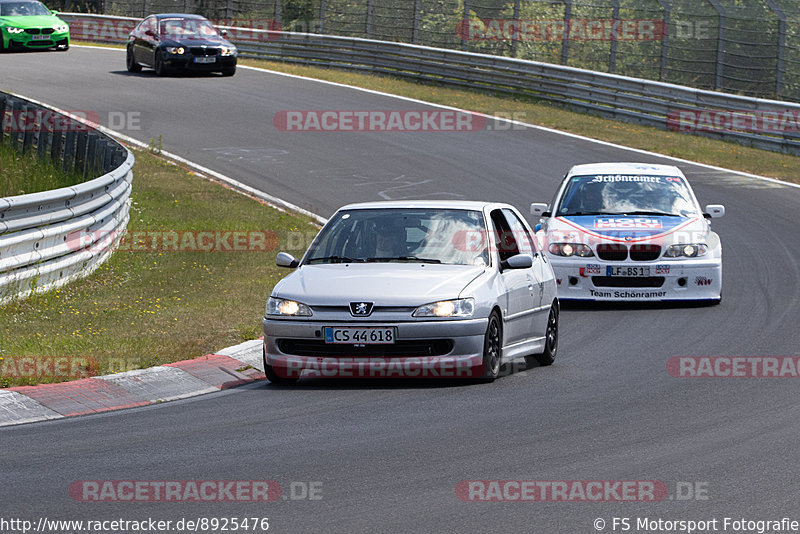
[262,316,488,378]
[163,52,237,71]
[5,32,69,49]
[549,256,722,301]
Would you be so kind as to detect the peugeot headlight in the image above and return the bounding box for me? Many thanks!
[7,27,25,34]
[266,297,312,316]
[54,25,69,33]
[166,46,185,54]
[413,298,475,318]
[549,243,594,257]
[663,244,708,258]
[220,46,236,56]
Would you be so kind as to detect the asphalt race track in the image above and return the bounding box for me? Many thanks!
[2,47,800,533]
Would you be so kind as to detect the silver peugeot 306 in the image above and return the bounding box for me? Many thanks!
[262,200,559,384]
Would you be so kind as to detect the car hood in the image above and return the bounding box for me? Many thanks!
[272,263,486,306]
[160,36,233,48]
[546,215,707,246]
[0,15,65,27]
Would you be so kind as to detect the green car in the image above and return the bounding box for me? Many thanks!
[0,0,69,51]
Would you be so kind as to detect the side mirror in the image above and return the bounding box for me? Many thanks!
[276,252,299,268]
[220,29,228,37]
[50,9,58,15]
[501,253,533,271]
[704,204,725,218]
[530,203,548,217]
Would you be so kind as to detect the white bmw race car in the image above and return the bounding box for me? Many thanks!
[531,163,725,303]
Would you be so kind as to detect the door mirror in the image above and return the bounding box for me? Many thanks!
[530,203,548,217]
[276,252,299,268]
[704,204,725,218]
[502,253,533,271]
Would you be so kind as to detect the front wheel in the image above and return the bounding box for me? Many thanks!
[221,66,236,77]
[531,302,558,366]
[126,47,141,72]
[154,53,168,76]
[480,311,502,382]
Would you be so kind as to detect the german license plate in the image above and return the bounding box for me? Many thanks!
[606,265,651,276]
[194,56,216,63]
[31,34,49,41]
[324,327,395,344]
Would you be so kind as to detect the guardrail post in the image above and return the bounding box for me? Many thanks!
[412,0,421,45]
[37,114,51,163]
[21,105,35,154]
[461,0,470,51]
[609,0,619,73]
[85,132,98,179]
[8,100,23,151]
[656,0,670,82]
[51,122,64,168]
[763,0,786,99]
[707,0,726,91]
[511,0,520,58]
[318,0,326,33]
[0,95,7,146]
[75,130,88,178]
[365,0,373,40]
[63,130,77,174]
[561,0,572,64]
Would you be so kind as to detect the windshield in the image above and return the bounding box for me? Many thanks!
[159,18,219,39]
[0,1,52,16]
[556,174,700,217]
[304,208,490,266]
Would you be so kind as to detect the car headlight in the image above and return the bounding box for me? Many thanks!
[663,243,708,258]
[7,27,25,34]
[548,243,594,257]
[54,25,69,33]
[166,46,185,54]
[220,46,236,56]
[266,297,312,316]
[413,298,475,318]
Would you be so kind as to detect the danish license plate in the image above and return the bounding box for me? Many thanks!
[606,265,651,277]
[324,327,395,344]
[194,56,216,63]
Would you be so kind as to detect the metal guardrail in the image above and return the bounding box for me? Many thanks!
[63,13,800,156]
[0,92,134,304]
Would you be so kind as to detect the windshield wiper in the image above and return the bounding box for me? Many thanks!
[366,256,442,264]
[618,210,682,217]
[563,211,615,216]
[306,255,365,264]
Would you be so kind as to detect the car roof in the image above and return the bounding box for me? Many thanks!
[150,13,209,20]
[566,162,685,177]
[335,200,512,212]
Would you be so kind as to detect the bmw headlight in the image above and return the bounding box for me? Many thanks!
[220,46,236,56]
[54,25,69,33]
[663,244,708,258]
[166,46,185,54]
[413,298,475,318]
[266,297,312,316]
[7,27,25,34]
[548,243,594,257]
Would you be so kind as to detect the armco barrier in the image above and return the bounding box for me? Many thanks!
[63,12,800,155]
[0,92,133,304]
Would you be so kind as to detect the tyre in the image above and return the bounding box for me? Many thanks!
[531,302,558,366]
[263,345,298,385]
[480,311,502,382]
[126,47,142,73]
[154,53,168,76]
[221,66,236,77]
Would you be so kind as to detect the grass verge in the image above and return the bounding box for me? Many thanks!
[0,148,317,387]
[0,140,86,197]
